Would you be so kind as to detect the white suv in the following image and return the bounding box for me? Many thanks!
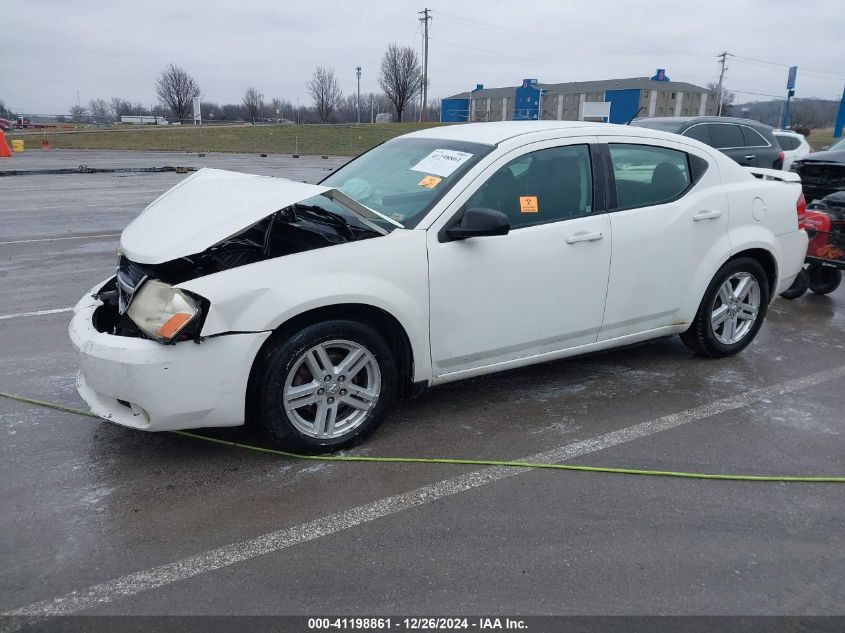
[70,122,808,451]
[774,129,812,170]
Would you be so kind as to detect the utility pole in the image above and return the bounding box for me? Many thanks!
[715,51,728,116]
[418,7,431,122]
[356,66,362,124]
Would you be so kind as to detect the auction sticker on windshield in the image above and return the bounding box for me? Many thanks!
[418,175,442,189]
[410,149,474,177]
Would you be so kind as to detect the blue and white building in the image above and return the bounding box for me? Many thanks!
[441,70,716,124]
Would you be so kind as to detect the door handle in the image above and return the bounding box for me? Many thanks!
[565,231,604,244]
[744,155,756,161]
[693,210,722,222]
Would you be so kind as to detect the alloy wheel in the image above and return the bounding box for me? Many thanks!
[711,272,761,345]
[282,339,381,439]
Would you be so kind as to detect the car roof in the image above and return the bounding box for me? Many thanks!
[634,115,773,129]
[401,121,684,145]
[773,129,804,136]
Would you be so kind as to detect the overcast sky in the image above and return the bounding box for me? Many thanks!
[3,0,844,115]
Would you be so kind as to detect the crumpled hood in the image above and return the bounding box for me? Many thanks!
[121,168,333,265]
[797,149,845,165]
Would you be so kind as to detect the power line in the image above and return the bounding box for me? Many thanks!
[730,89,787,100]
[428,36,619,76]
[433,9,716,60]
[728,53,845,79]
[435,9,845,83]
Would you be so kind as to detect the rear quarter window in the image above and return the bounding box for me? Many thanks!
[740,126,770,148]
[775,135,801,151]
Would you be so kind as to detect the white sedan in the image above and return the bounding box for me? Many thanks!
[70,122,808,451]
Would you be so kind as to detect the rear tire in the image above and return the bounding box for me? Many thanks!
[680,257,769,358]
[780,268,808,300]
[808,265,842,295]
[254,319,398,453]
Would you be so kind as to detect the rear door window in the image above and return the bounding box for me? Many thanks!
[608,144,692,210]
[708,124,744,149]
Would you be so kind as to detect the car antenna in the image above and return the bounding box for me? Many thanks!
[627,107,646,125]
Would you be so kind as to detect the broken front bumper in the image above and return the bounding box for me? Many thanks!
[69,290,271,432]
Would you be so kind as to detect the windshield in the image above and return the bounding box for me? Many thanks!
[320,137,494,228]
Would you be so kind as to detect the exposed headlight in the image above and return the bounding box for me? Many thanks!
[127,280,200,342]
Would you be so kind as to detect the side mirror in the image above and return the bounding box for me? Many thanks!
[445,207,510,241]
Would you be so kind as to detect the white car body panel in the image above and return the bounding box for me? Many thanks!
[70,287,271,430]
[121,168,403,264]
[426,136,611,376]
[178,229,433,382]
[596,134,733,338]
[69,121,809,432]
[121,169,332,264]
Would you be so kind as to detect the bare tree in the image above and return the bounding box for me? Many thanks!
[221,103,246,121]
[378,43,423,122]
[110,97,133,120]
[242,87,264,121]
[426,98,441,122]
[707,81,735,114]
[69,104,87,122]
[155,63,201,122]
[88,98,109,122]
[306,66,343,123]
[201,101,222,121]
[790,100,827,129]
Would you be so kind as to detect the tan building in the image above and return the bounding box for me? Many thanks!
[441,73,716,124]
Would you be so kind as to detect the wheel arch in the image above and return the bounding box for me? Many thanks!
[728,247,778,302]
[245,303,421,422]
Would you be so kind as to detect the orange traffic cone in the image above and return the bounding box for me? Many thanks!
[0,130,11,158]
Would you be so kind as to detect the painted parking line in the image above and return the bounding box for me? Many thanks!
[0,233,120,246]
[0,308,73,321]
[2,363,844,627]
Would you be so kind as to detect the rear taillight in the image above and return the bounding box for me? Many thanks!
[778,150,785,162]
[796,193,807,230]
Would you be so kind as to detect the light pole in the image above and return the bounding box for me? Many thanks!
[356,66,362,124]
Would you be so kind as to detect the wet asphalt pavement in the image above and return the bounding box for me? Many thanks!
[1,150,843,624]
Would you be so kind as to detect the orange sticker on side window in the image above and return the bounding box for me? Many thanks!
[418,175,442,189]
[519,196,539,213]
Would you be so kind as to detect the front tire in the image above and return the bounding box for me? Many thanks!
[680,257,769,358]
[254,320,397,453]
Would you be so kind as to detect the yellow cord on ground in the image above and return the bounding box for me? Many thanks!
[3,390,844,483]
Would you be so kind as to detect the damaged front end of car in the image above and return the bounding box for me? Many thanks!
[92,168,399,344]
[791,151,845,202]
